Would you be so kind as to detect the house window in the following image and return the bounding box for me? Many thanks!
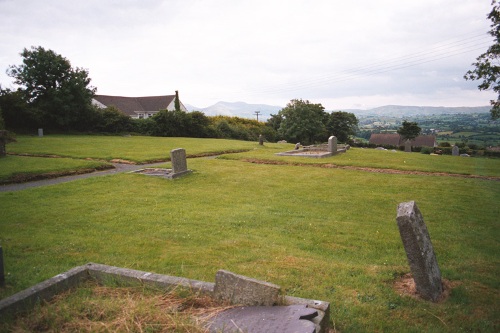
[139,114,144,119]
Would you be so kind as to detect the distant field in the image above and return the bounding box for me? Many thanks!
[1,135,499,332]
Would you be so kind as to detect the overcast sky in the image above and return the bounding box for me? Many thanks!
[0,0,496,110]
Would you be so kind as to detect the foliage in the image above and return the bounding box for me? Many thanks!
[0,106,4,130]
[6,46,96,130]
[464,0,500,119]
[326,111,359,143]
[0,87,37,131]
[209,115,272,141]
[277,99,327,145]
[174,90,181,112]
[94,106,134,133]
[397,120,421,141]
[150,109,214,138]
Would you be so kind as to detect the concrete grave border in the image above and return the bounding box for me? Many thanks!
[0,263,330,332]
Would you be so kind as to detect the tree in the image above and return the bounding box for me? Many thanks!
[397,120,421,141]
[326,111,359,143]
[174,90,181,112]
[464,1,500,120]
[6,46,96,130]
[277,99,327,144]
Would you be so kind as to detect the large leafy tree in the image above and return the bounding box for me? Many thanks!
[7,46,96,130]
[397,120,421,141]
[277,99,327,144]
[464,1,500,119]
[326,111,359,143]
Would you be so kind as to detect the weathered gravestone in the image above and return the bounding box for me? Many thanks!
[452,145,459,156]
[404,139,412,152]
[294,142,301,150]
[259,134,264,145]
[168,148,192,179]
[396,201,443,301]
[328,136,337,153]
[38,128,43,137]
[214,270,280,306]
[209,304,318,333]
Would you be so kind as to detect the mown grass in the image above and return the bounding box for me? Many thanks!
[0,155,111,183]
[0,136,499,332]
[221,146,500,177]
[6,135,267,163]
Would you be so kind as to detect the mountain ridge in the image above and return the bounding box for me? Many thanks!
[185,101,492,119]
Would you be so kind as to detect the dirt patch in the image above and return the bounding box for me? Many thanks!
[242,158,500,181]
[393,273,458,303]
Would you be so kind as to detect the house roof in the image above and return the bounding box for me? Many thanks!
[369,134,401,146]
[369,133,436,147]
[93,95,176,116]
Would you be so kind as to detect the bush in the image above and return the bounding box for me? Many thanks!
[420,147,433,154]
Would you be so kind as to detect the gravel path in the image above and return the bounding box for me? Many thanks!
[0,162,167,192]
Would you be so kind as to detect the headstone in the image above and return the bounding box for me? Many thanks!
[328,136,337,153]
[259,134,264,145]
[38,128,43,137]
[396,201,443,302]
[168,148,191,178]
[404,139,412,152]
[0,246,4,287]
[209,305,317,333]
[452,145,459,156]
[294,142,300,150]
[214,270,280,306]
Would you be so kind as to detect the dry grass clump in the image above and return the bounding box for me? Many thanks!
[2,280,231,333]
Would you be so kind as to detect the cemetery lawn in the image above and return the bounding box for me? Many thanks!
[1,136,499,332]
[0,155,112,184]
[6,135,259,163]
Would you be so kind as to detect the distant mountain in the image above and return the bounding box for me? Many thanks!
[185,101,282,120]
[185,102,492,119]
[345,105,492,117]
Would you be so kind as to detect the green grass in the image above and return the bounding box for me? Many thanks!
[221,146,500,177]
[7,135,265,163]
[0,136,499,332]
[0,155,111,183]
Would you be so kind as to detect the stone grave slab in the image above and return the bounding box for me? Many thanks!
[208,304,318,333]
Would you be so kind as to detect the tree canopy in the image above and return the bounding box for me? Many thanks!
[464,0,500,120]
[397,120,421,141]
[6,46,96,130]
[326,111,359,143]
[276,99,327,144]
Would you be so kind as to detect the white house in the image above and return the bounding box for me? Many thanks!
[92,91,188,119]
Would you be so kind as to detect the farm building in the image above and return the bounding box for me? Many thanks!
[92,91,187,119]
[369,133,437,147]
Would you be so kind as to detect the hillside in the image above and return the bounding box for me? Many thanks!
[186,101,492,119]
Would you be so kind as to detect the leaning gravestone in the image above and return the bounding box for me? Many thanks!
[452,145,459,156]
[396,201,443,301]
[168,148,192,179]
[404,139,412,152]
[328,136,337,153]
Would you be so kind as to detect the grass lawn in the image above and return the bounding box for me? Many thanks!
[0,155,111,183]
[6,135,265,163]
[221,145,500,177]
[1,136,499,332]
